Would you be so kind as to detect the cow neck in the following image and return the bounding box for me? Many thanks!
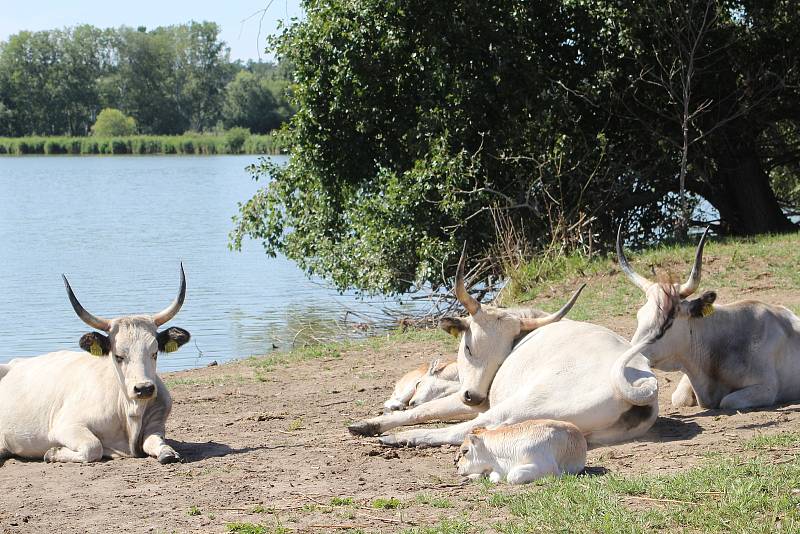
[682,319,720,408]
[109,358,149,455]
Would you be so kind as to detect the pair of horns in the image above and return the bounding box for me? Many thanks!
[616,226,710,298]
[453,244,585,329]
[63,264,186,331]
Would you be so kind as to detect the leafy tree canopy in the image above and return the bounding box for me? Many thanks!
[233,0,799,295]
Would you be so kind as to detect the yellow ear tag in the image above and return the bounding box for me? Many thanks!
[164,340,179,353]
[89,341,103,357]
[449,327,460,337]
[701,304,714,317]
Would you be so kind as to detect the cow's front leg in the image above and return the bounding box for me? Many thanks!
[142,433,181,464]
[671,373,697,407]
[380,409,502,448]
[45,425,103,463]
[349,392,484,436]
[719,384,777,411]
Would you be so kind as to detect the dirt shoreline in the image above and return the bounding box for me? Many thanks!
[1,287,799,533]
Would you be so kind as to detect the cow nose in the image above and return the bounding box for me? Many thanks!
[133,383,156,398]
[462,390,484,406]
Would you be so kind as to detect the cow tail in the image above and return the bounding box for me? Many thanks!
[609,342,658,406]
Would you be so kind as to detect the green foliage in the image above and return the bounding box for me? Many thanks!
[329,496,354,506]
[233,0,800,295]
[91,108,136,136]
[222,70,292,134]
[187,506,201,516]
[225,127,251,154]
[0,24,292,136]
[0,133,280,155]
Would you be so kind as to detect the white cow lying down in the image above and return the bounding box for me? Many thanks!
[384,359,458,413]
[350,253,659,447]
[0,266,190,465]
[457,419,587,484]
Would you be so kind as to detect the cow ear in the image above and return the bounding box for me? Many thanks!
[157,327,191,353]
[427,358,442,375]
[466,432,484,447]
[79,332,110,356]
[688,291,717,318]
[440,317,468,337]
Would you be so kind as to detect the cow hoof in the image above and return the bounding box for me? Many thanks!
[348,421,381,437]
[158,449,181,464]
[44,447,61,463]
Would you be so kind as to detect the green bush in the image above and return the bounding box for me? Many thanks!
[91,108,137,137]
[225,127,250,154]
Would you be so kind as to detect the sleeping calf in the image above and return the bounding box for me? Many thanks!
[456,419,586,484]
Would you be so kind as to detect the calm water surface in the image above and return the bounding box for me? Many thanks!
[0,155,419,370]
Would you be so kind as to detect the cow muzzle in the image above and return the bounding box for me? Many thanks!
[133,382,156,399]
[461,390,485,406]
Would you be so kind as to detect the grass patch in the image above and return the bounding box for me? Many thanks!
[330,496,354,506]
[483,453,800,533]
[415,493,454,508]
[226,523,290,534]
[745,432,800,450]
[187,506,201,516]
[400,518,474,534]
[503,232,800,322]
[371,497,404,510]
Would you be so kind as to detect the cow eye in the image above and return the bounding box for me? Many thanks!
[152,352,158,360]
[465,345,473,357]
[114,354,125,363]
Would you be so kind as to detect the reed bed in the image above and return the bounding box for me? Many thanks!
[0,134,282,155]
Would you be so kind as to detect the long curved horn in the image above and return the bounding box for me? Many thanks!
[62,275,111,331]
[616,225,654,291]
[454,243,480,315]
[518,283,586,331]
[153,263,187,326]
[678,225,710,298]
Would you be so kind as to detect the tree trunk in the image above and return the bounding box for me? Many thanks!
[699,133,797,235]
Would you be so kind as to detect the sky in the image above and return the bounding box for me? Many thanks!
[0,0,304,62]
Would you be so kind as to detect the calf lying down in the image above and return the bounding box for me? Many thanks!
[384,359,458,413]
[457,419,587,485]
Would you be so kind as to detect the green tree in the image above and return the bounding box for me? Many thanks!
[232,0,799,295]
[221,70,285,133]
[91,108,136,136]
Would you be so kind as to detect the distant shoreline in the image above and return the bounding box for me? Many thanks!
[0,134,283,156]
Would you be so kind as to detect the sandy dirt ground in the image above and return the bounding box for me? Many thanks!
[1,286,799,533]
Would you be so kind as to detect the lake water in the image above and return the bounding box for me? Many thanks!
[0,156,422,371]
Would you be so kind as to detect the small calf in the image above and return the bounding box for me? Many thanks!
[456,419,586,484]
[408,359,459,408]
[384,358,457,413]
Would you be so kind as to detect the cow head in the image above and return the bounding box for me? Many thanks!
[63,265,191,402]
[408,359,459,408]
[439,247,584,406]
[617,226,714,369]
[455,428,490,477]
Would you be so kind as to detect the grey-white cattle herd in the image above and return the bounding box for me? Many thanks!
[1,230,798,487]
[353,230,800,483]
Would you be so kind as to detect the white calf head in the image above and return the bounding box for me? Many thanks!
[439,247,584,406]
[64,265,191,401]
[456,429,491,477]
[408,359,459,408]
[617,226,715,369]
